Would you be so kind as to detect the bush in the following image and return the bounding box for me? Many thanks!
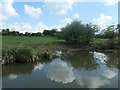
[2,48,33,64]
[13,48,33,63]
[41,50,51,59]
[61,21,98,45]
[2,49,14,64]
[106,40,115,50]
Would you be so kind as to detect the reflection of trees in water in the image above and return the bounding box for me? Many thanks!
[2,63,35,77]
[2,58,53,77]
[105,53,118,69]
[65,51,118,70]
[65,52,99,70]
[0,65,1,90]
[39,59,53,64]
[0,65,1,77]
[2,58,53,76]
[46,58,110,88]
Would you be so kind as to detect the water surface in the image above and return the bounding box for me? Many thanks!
[2,51,118,89]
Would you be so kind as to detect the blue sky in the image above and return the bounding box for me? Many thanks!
[0,0,119,33]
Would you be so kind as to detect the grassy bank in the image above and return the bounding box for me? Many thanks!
[92,38,118,53]
[2,36,66,55]
[1,36,117,64]
[2,36,66,64]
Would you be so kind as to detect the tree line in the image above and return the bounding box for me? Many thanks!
[0,20,119,45]
[0,28,59,37]
[95,24,118,40]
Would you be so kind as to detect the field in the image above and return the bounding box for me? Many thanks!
[2,36,65,48]
[2,36,109,50]
[93,38,108,44]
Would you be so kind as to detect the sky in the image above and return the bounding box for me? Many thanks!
[0,0,119,33]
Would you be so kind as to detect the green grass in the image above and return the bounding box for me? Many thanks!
[2,36,66,64]
[93,38,108,44]
[2,36,109,51]
[2,36,65,49]
[2,36,110,48]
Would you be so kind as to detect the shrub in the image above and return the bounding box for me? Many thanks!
[61,21,98,45]
[13,48,33,63]
[2,48,33,64]
[2,49,14,64]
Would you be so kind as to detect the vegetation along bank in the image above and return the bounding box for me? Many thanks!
[1,20,119,64]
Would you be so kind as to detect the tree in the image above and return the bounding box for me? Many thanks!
[6,28,10,33]
[104,25,116,39]
[61,21,98,45]
[2,28,20,36]
[43,29,57,37]
[10,31,19,36]
[50,29,57,37]
[84,23,98,44]
[118,24,120,43]
[24,32,31,36]
[43,30,50,36]
[35,32,42,36]
[2,28,10,35]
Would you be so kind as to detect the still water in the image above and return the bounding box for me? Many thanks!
[2,51,118,89]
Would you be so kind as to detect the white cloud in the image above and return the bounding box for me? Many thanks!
[2,22,65,33]
[0,0,18,21]
[1,21,64,33]
[51,24,65,31]
[0,22,5,30]
[46,58,75,84]
[43,0,74,15]
[92,14,112,30]
[0,13,7,21]
[22,24,32,31]
[60,13,80,25]
[9,23,32,33]
[35,22,48,32]
[7,22,48,33]
[102,0,119,6]
[24,5,42,18]
[61,18,73,24]
[72,14,80,19]
[102,70,117,79]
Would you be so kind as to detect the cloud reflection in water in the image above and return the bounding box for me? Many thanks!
[8,74,17,80]
[46,58,75,84]
[46,58,110,89]
[75,74,109,88]
[33,63,43,71]
[93,51,108,64]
